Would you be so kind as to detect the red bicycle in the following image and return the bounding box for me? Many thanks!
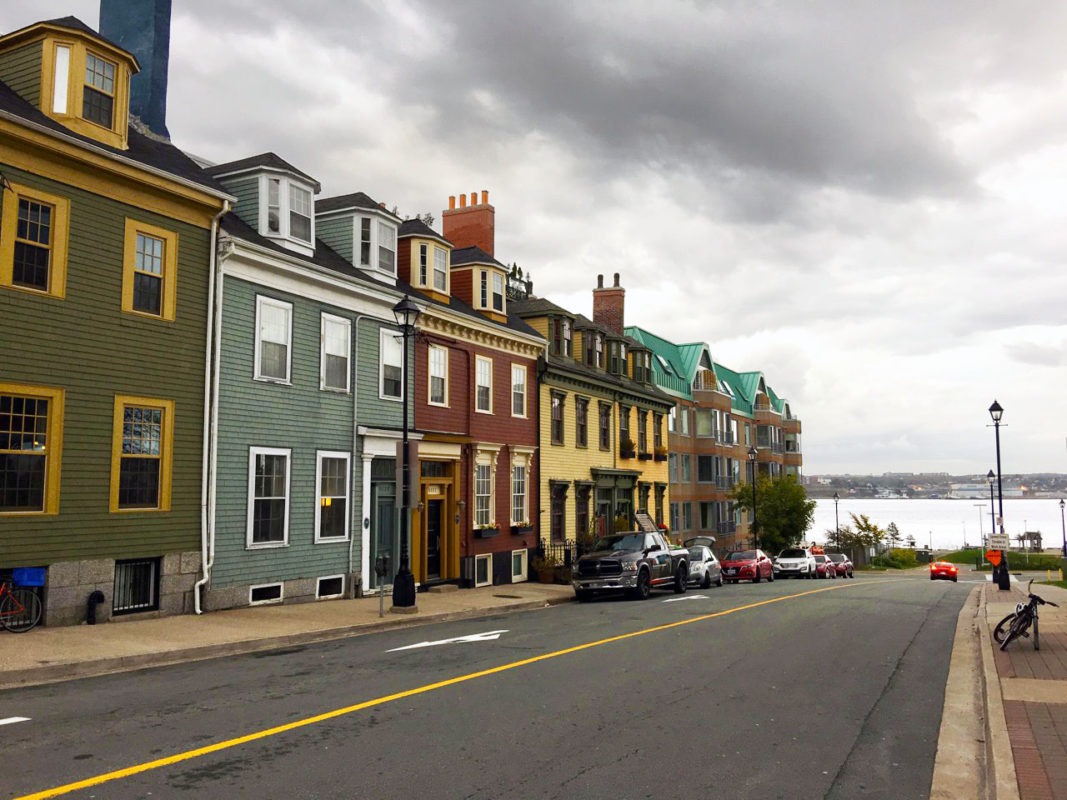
[0,579,42,632]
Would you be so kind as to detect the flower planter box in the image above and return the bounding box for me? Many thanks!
[637,453,652,461]
[511,525,533,535]
[475,527,499,538]
[620,450,636,460]
[653,453,667,462]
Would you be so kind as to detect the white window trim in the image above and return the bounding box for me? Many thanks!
[475,355,493,414]
[510,446,534,525]
[428,344,449,407]
[358,215,398,277]
[316,574,346,599]
[379,327,403,402]
[433,245,448,292]
[259,175,315,249]
[510,364,527,418]
[249,582,284,605]
[314,450,351,543]
[511,549,528,583]
[474,553,492,588]
[254,296,293,384]
[246,446,291,549]
[473,444,502,529]
[320,313,351,393]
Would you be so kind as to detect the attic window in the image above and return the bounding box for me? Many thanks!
[655,354,674,376]
[263,177,314,247]
[358,217,397,277]
[83,52,116,128]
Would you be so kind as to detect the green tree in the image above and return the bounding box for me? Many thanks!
[731,474,815,554]
[887,522,901,549]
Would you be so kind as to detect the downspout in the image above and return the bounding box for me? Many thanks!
[195,202,231,614]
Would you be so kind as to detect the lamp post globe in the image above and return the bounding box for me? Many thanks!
[391,295,421,610]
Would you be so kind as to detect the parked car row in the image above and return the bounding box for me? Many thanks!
[772,548,854,579]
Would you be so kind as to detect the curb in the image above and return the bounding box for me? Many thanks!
[0,594,572,692]
[978,584,1021,800]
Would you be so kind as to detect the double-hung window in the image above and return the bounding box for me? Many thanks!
[619,406,631,448]
[637,411,647,454]
[255,296,292,382]
[511,365,526,417]
[264,178,313,247]
[418,244,428,285]
[122,219,178,320]
[248,447,290,546]
[511,463,527,524]
[575,397,588,447]
[321,313,351,392]
[110,396,173,512]
[380,328,403,400]
[475,356,493,413]
[315,451,349,541]
[83,52,115,128]
[492,272,504,312]
[598,403,611,450]
[0,384,64,515]
[0,183,70,298]
[359,217,398,276]
[475,461,492,528]
[429,345,448,406]
[378,221,395,275]
[289,185,312,243]
[551,392,564,445]
[433,247,448,291]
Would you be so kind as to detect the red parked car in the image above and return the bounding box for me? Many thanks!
[930,561,958,582]
[813,554,837,579]
[721,549,775,583]
[827,553,854,578]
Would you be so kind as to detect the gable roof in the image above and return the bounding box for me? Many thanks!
[450,245,506,269]
[316,191,397,217]
[205,152,321,191]
[398,217,451,247]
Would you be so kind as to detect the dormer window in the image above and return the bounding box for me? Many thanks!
[609,341,626,375]
[585,333,603,368]
[359,217,396,276]
[633,351,652,383]
[416,243,449,293]
[83,52,116,128]
[478,270,506,313]
[550,317,572,357]
[263,177,314,251]
[433,247,447,291]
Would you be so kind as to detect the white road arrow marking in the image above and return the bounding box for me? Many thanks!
[0,716,30,726]
[387,630,509,652]
[662,595,710,603]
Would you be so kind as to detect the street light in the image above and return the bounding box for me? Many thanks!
[989,401,1009,590]
[1059,498,1065,559]
[391,295,421,610]
[833,491,840,550]
[748,446,759,549]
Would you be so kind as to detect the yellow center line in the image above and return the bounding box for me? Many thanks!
[17,581,868,799]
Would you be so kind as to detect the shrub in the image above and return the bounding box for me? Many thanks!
[871,548,919,570]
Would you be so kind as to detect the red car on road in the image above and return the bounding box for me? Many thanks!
[813,554,837,579]
[721,549,775,583]
[827,553,854,578]
[930,561,958,582]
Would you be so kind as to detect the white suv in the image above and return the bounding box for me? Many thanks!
[774,547,816,579]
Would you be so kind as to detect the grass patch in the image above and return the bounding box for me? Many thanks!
[940,548,1064,571]
[1038,579,1067,589]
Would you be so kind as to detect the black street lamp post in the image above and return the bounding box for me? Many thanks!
[833,491,840,550]
[989,401,1009,590]
[987,470,996,548]
[391,295,421,610]
[748,446,759,549]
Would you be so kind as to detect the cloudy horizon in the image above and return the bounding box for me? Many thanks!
[4,1,1064,476]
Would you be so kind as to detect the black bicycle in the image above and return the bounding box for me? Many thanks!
[993,579,1059,651]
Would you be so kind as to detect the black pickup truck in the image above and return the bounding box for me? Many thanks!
[571,530,689,601]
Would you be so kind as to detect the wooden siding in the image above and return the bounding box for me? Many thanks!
[210,276,401,587]
[0,166,212,565]
[314,216,355,265]
[225,176,259,229]
[0,41,43,107]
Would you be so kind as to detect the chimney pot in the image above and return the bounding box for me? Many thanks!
[597,274,604,288]
[449,195,456,210]
[614,273,620,287]
[459,194,467,208]
[470,192,477,206]
[481,190,489,205]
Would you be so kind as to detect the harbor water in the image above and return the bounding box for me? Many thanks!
[811,497,1066,553]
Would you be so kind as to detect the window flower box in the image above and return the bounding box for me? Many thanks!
[475,523,500,538]
[637,452,652,461]
[511,521,533,534]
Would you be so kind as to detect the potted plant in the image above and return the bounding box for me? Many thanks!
[653,445,668,462]
[475,520,500,538]
[620,438,636,459]
[532,553,561,583]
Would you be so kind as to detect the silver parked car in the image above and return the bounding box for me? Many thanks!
[686,545,722,589]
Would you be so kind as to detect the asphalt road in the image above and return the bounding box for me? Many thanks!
[3,573,972,800]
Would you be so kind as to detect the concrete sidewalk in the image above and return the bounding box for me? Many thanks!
[982,576,1067,800]
[0,582,574,691]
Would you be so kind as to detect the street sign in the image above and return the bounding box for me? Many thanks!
[990,534,1010,549]
[985,550,1001,566]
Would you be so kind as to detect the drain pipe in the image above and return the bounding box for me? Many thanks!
[195,204,231,614]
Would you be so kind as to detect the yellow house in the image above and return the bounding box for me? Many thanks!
[511,274,672,549]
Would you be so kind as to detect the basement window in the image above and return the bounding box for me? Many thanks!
[317,575,344,599]
[250,583,283,605]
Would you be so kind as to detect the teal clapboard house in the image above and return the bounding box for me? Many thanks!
[202,154,412,609]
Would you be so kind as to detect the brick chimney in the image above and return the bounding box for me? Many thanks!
[592,273,625,335]
[442,190,494,256]
[99,0,172,138]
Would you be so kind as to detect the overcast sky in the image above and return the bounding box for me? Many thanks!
[5,1,1065,476]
